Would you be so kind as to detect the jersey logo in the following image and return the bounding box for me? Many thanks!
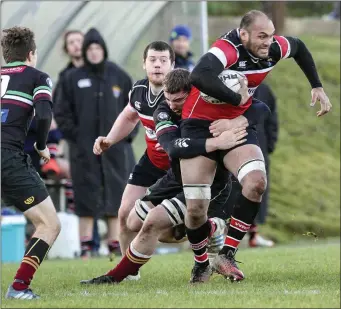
[24,196,35,205]
[238,61,247,68]
[1,109,9,123]
[175,138,189,148]
[77,78,92,88]
[157,112,169,121]
[134,101,141,110]
[112,85,121,98]
[144,126,156,140]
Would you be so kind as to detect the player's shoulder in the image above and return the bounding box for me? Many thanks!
[217,28,241,47]
[25,66,53,88]
[154,100,173,123]
[269,35,291,60]
[132,78,149,88]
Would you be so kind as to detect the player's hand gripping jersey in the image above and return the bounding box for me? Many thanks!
[129,79,170,170]
[182,29,300,121]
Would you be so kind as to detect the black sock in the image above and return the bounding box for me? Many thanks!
[186,220,211,267]
[220,194,261,255]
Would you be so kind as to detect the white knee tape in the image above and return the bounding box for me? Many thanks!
[237,159,266,183]
[161,198,187,226]
[183,184,211,200]
[134,199,151,222]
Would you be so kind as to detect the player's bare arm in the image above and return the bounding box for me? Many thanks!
[93,104,139,155]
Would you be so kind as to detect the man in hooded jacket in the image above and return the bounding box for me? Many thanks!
[55,28,138,258]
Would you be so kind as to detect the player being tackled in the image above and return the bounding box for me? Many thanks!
[81,69,270,285]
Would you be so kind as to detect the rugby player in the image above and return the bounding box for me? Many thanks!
[81,69,270,285]
[1,27,61,299]
[180,10,332,282]
[93,41,174,277]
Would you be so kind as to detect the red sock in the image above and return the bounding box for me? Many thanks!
[13,256,39,291]
[106,244,151,282]
[12,237,50,291]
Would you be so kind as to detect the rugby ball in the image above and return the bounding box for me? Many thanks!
[200,69,247,104]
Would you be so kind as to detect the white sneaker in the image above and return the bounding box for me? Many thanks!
[124,272,141,281]
[249,234,274,248]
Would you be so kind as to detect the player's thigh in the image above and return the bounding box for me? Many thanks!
[180,155,217,185]
[1,149,50,213]
[143,204,175,233]
[127,200,155,232]
[223,144,265,178]
[24,196,60,231]
[119,184,147,221]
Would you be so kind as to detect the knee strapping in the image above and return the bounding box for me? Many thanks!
[161,197,187,226]
[237,159,266,183]
[183,184,211,200]
[134,199,151,222]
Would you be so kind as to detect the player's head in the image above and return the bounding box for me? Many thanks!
[163,68,191,115]
[169,25,192,57]
[1,26,37,67]
[239,10,275,59]
[63,30,83,59]
[82,28,108,65]
[143,41,175,86]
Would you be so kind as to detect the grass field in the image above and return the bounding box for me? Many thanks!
[131,34,340,244]
[1,240,340,308]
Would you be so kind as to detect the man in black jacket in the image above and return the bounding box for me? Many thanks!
[55,28,138,258]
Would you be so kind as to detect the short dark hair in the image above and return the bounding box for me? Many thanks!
[63,30,83,54]
[143,41,175,63]
[1,26,36,63]
[240,10,270,30]
[163,68,191,94]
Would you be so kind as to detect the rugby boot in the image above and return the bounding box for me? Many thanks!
[189,263,213,284]
[5,283,40,300]
[80,274,118,285]
[207,217,227,263]
[211,250,245,282]
[124,271,141,281]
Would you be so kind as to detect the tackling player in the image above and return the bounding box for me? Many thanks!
[81,69,270,285]
[93,41,174,276]
[180,10,332,282]
[1,27,61,299]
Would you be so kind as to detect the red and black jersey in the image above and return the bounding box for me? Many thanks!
[129,78,170,170]
[1,61,53,150]
[183,28,292,121]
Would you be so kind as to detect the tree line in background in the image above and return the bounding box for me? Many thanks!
[208,1,334,17]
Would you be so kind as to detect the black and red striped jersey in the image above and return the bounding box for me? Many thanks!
[183,28,292,121]
[1,61,53,150]
[129,78,170,170]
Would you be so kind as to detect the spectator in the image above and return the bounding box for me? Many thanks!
[323,2,340,20]
[55,28,138,259]
[53,30,84,104]
[169,25,195,71]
